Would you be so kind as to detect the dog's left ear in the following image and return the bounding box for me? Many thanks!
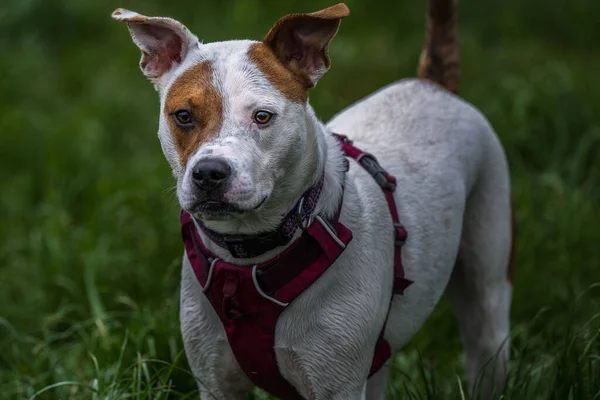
[112,9,199,86]
[264,3,349,87]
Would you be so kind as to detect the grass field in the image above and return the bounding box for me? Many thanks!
[1,0,600,399]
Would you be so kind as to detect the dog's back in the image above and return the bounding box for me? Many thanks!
[328,1,513,397]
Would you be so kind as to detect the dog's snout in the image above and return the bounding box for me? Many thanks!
[192,158,231,190]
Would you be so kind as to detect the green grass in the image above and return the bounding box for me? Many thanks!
[1,0,599,398]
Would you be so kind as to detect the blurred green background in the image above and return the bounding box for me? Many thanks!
[1,0,599,399]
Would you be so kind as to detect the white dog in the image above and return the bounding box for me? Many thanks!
[113,1,513,399]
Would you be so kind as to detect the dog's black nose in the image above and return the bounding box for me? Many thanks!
[192,158,231,190]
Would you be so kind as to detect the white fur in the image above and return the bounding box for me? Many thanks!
[116,16,512,398]
[180,70,511,398]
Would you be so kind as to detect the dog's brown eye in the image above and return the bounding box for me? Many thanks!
[173,110,193,126]
[254,110,273,125]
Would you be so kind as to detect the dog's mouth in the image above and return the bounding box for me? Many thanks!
[252,196,268,210]
[193,201,240,216]
[191,196,268,219]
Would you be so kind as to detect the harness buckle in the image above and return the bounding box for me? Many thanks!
[394,223,407,247]
[358,154,397,192]
[223,231,287,258]
[296,196,313,230]
[222,235,250,258]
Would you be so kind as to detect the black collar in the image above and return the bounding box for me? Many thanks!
[195,174,325,258]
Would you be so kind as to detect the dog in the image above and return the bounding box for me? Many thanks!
[112,0,513,398]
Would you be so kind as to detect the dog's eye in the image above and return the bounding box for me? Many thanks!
[254,110,273,125]
[173,110,193,127]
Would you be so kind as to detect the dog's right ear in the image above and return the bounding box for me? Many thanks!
[112,9,198,85]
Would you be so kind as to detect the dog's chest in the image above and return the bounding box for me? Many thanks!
[180,136,413,398]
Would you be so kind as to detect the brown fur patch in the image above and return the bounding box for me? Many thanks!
[164,61,223,166]
[112,9,148,23]
[248,42,309,103]
[308,3,350,19]
[254,3,349,97]
[417,0,460,94]
[263,2,350,48]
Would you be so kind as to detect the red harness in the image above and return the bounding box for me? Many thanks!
[181,134,412,399]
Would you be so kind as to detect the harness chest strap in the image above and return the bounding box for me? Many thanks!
[181,133,412,399]
[182,212,374,400]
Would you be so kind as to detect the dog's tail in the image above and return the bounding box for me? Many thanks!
[417,0,460,93]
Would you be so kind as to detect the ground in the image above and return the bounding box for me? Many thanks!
[1,0,599,399]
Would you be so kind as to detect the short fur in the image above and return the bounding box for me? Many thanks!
[164,62,224,165]
[113,2,511,399]
[418,0,460,93]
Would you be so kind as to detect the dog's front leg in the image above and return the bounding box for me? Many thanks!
[330,383,367,400]
[275,290,389,399]
[180,256,253,399]
[322,384,368,400]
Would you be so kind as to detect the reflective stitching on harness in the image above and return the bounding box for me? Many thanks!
[251,265,290,307]
[202,258,218,292]
[316,216,346,249]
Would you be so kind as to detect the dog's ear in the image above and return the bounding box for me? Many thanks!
[263,3,349,87]
[112,9,198,84]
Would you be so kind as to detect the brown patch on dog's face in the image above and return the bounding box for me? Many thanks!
[164,61,223,166]
[247,42,309,103]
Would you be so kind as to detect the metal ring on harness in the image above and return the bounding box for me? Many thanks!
[296,196,313,230]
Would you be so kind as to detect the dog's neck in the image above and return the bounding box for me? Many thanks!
[196,104,346,263]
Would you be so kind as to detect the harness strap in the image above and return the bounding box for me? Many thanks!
[334,134,413,294]
[182,211,354,296]
[181,209,354,400]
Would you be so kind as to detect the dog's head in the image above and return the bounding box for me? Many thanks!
[112,4,349,234]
